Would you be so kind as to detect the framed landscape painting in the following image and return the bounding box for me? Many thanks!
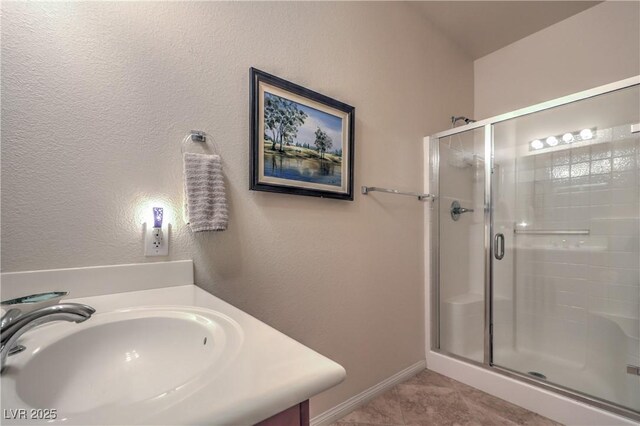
[250,68,355,200]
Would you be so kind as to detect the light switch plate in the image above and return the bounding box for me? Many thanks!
[144,222,169,256]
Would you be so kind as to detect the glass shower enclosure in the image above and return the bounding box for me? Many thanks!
[429,76,640,420]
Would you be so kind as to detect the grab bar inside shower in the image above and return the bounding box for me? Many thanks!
[514,229,590,235]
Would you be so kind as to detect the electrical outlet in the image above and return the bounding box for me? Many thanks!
[144,222,169,256]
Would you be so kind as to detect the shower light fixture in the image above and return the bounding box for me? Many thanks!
[529,128,597,151]
[579,128,593,140]
[531,139,544,150]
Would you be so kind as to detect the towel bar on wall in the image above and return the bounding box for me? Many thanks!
[189,130,206,142]
[181,130,213,155]
[361,186,434,201]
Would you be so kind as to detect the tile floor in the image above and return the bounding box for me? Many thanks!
[331,369,562,426]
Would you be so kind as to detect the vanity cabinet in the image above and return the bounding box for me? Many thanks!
[255,400,309,426]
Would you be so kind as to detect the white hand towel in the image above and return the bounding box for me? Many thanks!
[183,152,228,232]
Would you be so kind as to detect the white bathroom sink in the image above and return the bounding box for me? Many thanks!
[2,305,243,424]
[0,284,346,425]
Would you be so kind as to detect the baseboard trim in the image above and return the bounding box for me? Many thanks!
[310,360,426,426]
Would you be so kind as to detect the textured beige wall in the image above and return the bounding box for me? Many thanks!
[1,1,473,416]
[474,1,640,119]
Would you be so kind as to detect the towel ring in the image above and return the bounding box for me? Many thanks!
[180,130,216,155]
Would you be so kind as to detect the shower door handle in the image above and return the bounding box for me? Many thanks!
[494,233,505,260]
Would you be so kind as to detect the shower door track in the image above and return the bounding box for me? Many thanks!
[428,75,640,422]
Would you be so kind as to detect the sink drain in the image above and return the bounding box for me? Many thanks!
[527,371,547,380]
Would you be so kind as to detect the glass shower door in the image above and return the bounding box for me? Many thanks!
[491,85,640,412]
[435,126,486,363]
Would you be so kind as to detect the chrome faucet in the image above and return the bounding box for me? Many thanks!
[1,296,95,372]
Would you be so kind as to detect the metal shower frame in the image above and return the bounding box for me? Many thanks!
[428,75,640,422]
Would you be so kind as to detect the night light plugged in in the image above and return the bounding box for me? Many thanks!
[153,207,164,229]
[145,206,169,257]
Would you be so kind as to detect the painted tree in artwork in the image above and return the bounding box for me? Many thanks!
[314,127,333,159]
[264,94,308,152]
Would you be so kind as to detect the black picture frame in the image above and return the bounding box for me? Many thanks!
[250,68,355,200]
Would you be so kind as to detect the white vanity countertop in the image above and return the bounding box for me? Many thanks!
[1,284,346,425]
[77,285,345,425]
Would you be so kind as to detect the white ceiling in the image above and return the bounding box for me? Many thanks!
[412,1,601,59]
